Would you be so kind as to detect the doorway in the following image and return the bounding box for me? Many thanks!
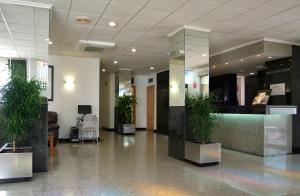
[147,85,155,131]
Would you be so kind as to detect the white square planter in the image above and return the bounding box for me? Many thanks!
[0,144,32,183]
[185,141,221,165]
[119,124,135,134]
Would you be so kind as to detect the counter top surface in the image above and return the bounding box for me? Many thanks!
[217,105,297,115]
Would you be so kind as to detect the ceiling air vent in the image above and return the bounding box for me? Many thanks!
[77,40,115,52]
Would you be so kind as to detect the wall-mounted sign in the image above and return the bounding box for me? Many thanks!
[270,83,285,96]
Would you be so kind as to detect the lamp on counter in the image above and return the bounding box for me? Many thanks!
[64,76,75,91]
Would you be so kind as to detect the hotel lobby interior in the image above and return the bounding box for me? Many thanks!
[1,0,300,195]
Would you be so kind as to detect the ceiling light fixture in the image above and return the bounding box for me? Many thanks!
[240,58,244,62]
[45,38,49,42]
[250,72,255,75]
[225,62,229,65]
[202,53,207,57]
[212,65,216,69]
[113,60,118,64]
[48,41,53,45]
[102,68,106,72]
[76,16,91,25]
[150,67,154,70]
[131,48,136,53]
[257,54,261,57]
[268,56,272,59]
[108,21,117,27]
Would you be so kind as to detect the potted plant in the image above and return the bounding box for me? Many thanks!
[185,92,221,165]
[117,92,137,134]
[0,75,41,183]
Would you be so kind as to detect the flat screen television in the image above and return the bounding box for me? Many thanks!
[78,105,92,115]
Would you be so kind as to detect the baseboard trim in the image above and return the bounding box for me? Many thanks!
[102,127,114,131]
[136,128,146,131]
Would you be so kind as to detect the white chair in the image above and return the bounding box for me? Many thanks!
[80,114,98,144]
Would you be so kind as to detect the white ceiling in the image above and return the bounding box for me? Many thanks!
[0,3,49,60]
[4,0,300,74]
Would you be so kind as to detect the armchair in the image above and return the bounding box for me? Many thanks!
[48,111,60,146]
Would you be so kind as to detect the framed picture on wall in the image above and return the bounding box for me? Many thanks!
[48,65,54,101]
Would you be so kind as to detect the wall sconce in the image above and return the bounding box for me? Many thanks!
[170,80,178,94]
[64,76,75,91]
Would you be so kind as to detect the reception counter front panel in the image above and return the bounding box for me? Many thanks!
[212,106,296,156]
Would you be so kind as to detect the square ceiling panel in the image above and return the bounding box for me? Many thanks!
[103,2,142,19]
[70,0,109,15]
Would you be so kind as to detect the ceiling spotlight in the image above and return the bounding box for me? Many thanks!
[225,62,229,65]
[257,54,261,57]
[76,16,91,25]
[102,68,106,72]
[212,65,216,69]
[240,58,244,62]
[202,53,207,57]
[250,72,255,75]
[268,56,272,59]
[150,67,154,70]
[45,38,49,42]
[113,60,118,64]
[108,21,117,27]
[131,48,137,53]
[48,41,53,45]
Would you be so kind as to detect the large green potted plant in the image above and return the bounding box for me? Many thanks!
[117,92,136,134]
[185,92,221,165]
[0,74,41,182]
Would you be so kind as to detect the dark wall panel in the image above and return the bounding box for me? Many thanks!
[156,70,169,135]
[245,76,258,106]
[168,106,185,160]
[210,74,238,105]
[292,46,300,152]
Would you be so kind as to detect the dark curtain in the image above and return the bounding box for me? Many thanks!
[9,59,27,79]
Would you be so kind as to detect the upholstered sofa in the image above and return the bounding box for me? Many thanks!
[48,111,60,146]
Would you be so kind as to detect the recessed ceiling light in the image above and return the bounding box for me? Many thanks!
[240,58,244,62]
[48,41,53,45]
[108,21,117,27]
[113,60,118,64]
[150,67,154,70]
[102,68,106,72]
[212,65,216,69]
[250,72,255,75]
[268,56,272,59]
[76,16,91,25]
[225,62,229,65]
[202,53,207,57]
[45,38,49,42]
[131,48,136,53]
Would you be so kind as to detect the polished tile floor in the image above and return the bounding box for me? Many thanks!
[1,131,300,196]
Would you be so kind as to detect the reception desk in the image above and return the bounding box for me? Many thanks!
[212,105,297,156]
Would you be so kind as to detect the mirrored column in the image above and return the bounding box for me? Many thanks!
[168,27,209,160]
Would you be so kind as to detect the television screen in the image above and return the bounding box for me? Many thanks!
[78,105,92,115]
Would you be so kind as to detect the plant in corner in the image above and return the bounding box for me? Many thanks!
[117,92,137,134]
[185,92,221,165]
[0,74,41,182]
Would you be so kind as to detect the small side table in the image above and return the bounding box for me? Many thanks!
[48,132,55,156]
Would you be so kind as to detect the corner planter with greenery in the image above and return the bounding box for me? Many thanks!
[0,75,41,183]
[185,93,221,166]
[117,92,136,134]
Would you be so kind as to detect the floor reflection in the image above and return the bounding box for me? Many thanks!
[0,130,300,196]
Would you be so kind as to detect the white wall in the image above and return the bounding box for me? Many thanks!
[134,75,148,128]
[100,72,115,129]
[48,55,100,138]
